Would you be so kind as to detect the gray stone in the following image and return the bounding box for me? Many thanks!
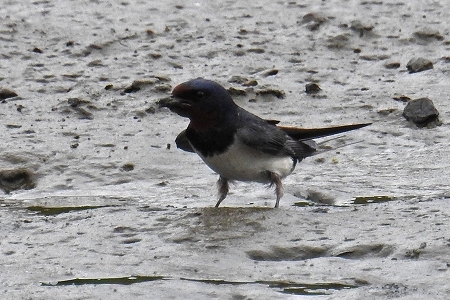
[403,98,439,127]
[406,57,433,73]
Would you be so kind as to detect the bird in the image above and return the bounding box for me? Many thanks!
[159,78,370,208]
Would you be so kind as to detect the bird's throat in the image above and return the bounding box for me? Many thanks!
[186,125,236,157]
[187,107,219,131]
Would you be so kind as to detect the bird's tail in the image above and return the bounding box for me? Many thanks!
[279,123,371,141]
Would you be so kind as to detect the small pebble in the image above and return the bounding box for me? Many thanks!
[0,88,18,100]
[263,69,278,77]
[305,83,321,94]
[32,47,43,53]
[384,61,401,69]
[121,163,135,172]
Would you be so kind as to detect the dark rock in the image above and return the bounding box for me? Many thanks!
[305,83,321,94]
[402,98,439,127]
[0,168,36,193]
[406,57,433,73]
[0,88,18,100]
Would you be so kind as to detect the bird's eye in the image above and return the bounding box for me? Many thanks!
[196,91,205,99]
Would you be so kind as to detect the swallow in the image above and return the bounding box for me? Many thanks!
[159,78,370,208]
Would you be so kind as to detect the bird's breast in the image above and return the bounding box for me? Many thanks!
[194,138,296,183]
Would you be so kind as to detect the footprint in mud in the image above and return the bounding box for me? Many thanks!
[112,226,142,244]
[247,243,394,261]
[0,168,36,193]
[331,243,395,259]
[247,245,329,261]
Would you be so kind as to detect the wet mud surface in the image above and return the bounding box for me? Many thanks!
[1,0,450,299]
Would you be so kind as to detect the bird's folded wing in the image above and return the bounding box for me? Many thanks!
[236,123,293,156]
[174,122,371,157]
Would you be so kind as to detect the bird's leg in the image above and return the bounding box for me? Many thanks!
[268,172,283,208]
[215,176,229,207]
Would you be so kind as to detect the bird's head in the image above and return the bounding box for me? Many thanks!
[160,78,238,130]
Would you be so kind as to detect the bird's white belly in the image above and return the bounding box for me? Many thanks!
[195,139,295,183]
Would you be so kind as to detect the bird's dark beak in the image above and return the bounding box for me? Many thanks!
[158,95,192,117]
[158,95,181,109]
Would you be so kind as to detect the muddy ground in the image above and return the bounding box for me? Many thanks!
[1,0,449,299]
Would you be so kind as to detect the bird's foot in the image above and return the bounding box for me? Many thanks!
[268,172,283,208]
[215,176,229,207]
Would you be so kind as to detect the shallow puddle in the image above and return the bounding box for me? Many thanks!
[41,275,166,286]
[292,201,315,207]
[352,196,395,205]
[26,205,113,216]
[43,276,359,296]
[265,281,358,296]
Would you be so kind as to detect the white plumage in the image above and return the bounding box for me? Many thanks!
[195,138,296,183]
